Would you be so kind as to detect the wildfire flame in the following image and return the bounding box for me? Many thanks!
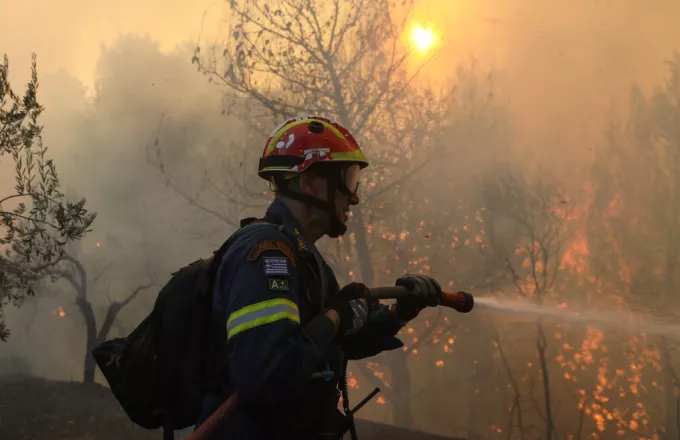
[57,305,66,318]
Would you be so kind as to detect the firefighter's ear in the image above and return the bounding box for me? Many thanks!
[298,172,326,199]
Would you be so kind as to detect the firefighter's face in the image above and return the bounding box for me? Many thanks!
[300,164,361,230]
[334,164,361,226]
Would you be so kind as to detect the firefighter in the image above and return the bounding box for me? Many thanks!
[195,115,442,439]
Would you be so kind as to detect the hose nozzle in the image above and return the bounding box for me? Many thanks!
[441,291,474,313]
[368,287,474,313]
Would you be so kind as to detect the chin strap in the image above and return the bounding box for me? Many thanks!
[275,176,347,238]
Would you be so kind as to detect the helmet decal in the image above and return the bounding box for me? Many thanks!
[276,133,295,150]
[258,115,369,180]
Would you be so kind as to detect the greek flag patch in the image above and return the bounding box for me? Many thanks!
[263,257,289,276]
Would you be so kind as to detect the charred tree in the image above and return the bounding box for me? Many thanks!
[48,254,154,384]
[480,170,570,440]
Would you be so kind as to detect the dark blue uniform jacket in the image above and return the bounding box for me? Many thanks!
[195,200,406,439]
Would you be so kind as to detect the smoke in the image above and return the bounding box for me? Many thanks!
[0,0,220,86]
[0,34,242,380]
[410,0,680,177]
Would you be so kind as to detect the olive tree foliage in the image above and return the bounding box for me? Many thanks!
[0,54,96,341]
[192,0,445,284]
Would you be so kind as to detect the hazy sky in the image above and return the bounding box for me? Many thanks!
[3,0,677,88]
[2,0,680,174]
[0,0,219,85]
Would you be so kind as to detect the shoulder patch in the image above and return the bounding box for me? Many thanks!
[247,240,297,267]
[263,257,290,276]
[268,278,290,291]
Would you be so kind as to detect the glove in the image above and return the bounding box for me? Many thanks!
[325,282,371,335]
[394,274,442,321]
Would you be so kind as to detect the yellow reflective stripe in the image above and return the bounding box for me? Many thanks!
[331,150,368,163]
[226,298,300,340]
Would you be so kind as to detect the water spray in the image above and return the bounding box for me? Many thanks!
[474,296,680,340]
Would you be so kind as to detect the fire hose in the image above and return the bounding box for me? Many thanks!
[187,286,474,440]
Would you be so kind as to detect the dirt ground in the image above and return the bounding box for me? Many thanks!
[0,375,458,440]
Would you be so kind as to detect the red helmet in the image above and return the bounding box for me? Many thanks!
[258,115,369,182]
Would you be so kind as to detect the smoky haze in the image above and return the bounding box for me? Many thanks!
[1,1,680,439]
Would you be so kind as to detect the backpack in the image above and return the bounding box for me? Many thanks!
[91,221,292,439]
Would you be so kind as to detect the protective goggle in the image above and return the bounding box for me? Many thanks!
[338,164,361,196]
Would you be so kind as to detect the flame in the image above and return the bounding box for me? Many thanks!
[96,242,101,247]
[561,233,590,274]
[347,371,359,389]
[57,305,66,318]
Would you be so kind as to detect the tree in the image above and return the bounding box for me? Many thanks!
[193,0,443,282]
[44,248,156,384]
[0,54,96,341]
[480,170,572,440]
[586,51,680,438]
[2,38,230,382]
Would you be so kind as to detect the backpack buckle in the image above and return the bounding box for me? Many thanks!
[311,369,335,381]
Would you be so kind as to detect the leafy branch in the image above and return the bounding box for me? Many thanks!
[0,53,96,341]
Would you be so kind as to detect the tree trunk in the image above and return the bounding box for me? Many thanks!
[83,303,124,385]
[537,323,554,440]
[76,296,98,384]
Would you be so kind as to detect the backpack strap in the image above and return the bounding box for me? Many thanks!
[203,222,277,293]
[257,213,328,313]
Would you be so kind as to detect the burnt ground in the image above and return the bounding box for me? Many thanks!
[1,375,458,440]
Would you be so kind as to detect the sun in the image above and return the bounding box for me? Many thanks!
[410,24,435,52]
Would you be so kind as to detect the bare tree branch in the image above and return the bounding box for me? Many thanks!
[91,262,112,287]
[495,333,526,440]
[119,283,155,309]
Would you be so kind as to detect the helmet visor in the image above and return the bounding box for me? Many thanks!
[340,164,361,195]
